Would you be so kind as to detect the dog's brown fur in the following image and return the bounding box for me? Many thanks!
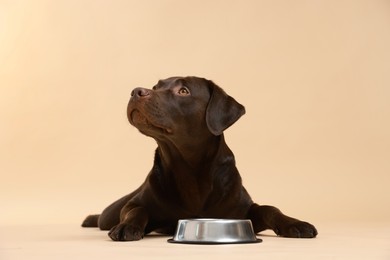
[82,76,317,241]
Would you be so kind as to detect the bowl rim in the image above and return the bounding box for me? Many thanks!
[167,238,262,245]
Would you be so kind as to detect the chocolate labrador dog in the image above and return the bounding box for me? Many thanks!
[82,76,317,241]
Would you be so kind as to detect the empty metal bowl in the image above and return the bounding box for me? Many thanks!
[168,219,262,244]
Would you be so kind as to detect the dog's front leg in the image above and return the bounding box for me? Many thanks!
[108,202,149,241]
[247,203,318,238]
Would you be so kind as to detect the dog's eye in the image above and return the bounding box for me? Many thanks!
[178,87,190,95]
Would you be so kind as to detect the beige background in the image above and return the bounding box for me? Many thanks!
[1,0,389,227]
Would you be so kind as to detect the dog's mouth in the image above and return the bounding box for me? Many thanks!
[129,110,172,134]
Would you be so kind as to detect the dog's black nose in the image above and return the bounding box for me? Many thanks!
[131,88,151,98]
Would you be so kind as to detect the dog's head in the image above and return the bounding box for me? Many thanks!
[127,76,245,141]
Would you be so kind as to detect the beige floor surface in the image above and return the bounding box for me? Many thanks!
[1,222,389,260]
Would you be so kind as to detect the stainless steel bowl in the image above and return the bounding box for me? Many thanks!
[168,219,262,244]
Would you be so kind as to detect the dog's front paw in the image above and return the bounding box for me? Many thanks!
[276,221,318,238]
[108,223,144,241]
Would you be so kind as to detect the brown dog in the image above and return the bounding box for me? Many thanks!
[82,76,317,241]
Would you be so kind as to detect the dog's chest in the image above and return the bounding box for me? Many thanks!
[172,173,214,214]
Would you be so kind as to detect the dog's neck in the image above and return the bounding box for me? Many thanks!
[155,134,230,174]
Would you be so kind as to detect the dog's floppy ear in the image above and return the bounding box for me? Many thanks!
[206,81,246,136]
